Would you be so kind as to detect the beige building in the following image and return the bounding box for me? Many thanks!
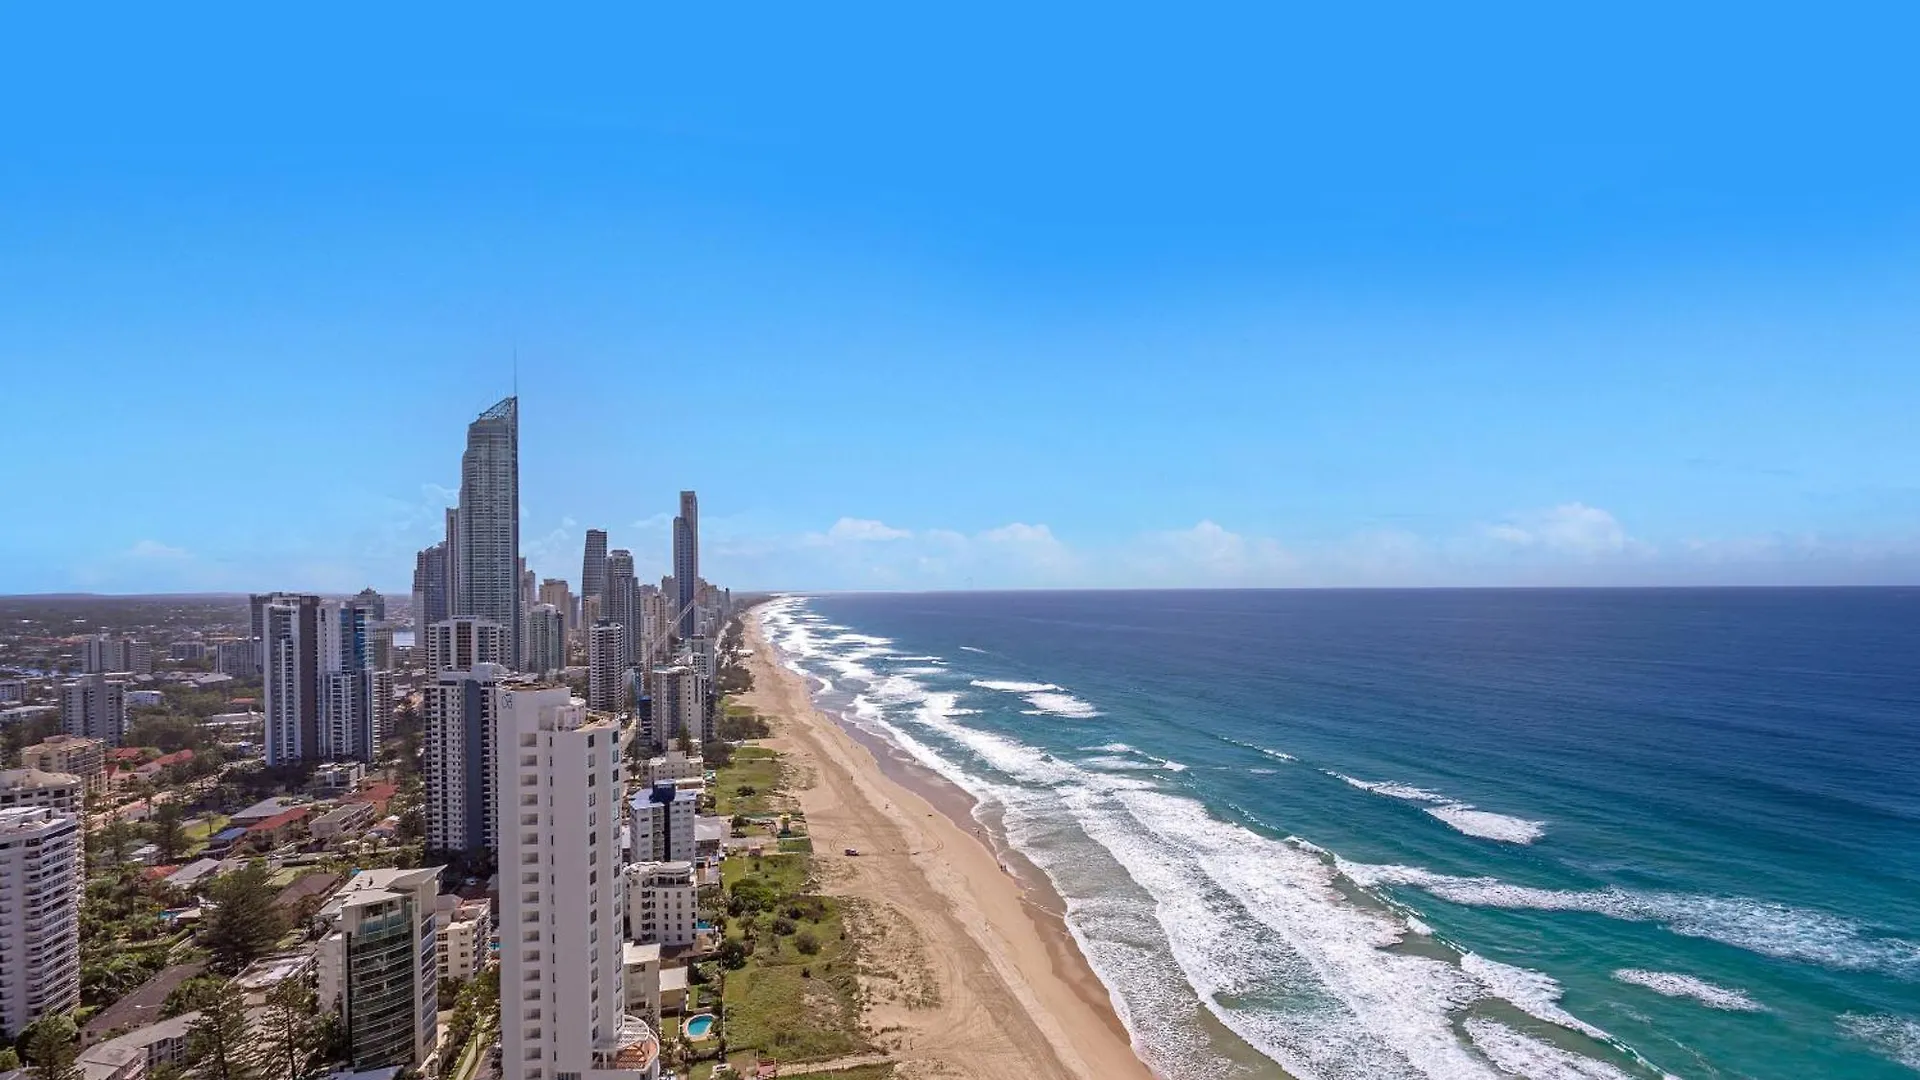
[435,894,492,982]
[620,942,661,1032]
[22,736,107,796]
[76,1011,198,1080]
[639,751,703,787]
[0,806,82,1036]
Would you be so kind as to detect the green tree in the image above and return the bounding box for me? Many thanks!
[0,1047,20,1071]
[24,1014,80,1080]
[148,801,190,864]
[255,978,319,1080]
[186,983,263,1080]
[201,862,289,974]
[96,817,136,864]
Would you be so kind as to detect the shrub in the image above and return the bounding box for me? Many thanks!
[795,931,820,956]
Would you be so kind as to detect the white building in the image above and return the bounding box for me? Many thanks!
[627,782,696,864]
[640,751,703,787]
[588,623,626,714]
[0,806,82,1036]
[0,770,83,816]
[620,942,661,1033]
[76,1011,197,1080]
[496,684,658,1080]
[316,867,442,1070]
[525,604,566,676]
[622,862,697,949]
[424,617,504,676]
[125,689,165,709]
[645,666,704,748]
[59,674,127,746]
[214,639,257,677]
[435,894,492,983]
[424,663,509,856]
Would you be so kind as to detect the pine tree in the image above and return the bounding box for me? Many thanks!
[255,978,319,1080]
[186,983,263,1080]
[26,1015,82,1080]
[201,861,289,974]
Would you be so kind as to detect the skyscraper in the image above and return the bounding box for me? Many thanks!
[319,600,385,762]
[526,604,566,676]
[538,578,572,633]
[412,542,450,630]
[0,807,81,1037]
[261,593,324,766]
[496,686,659,1080]
[424,662,508,856]
[425,617,505,675]
[588,622,627,713]
[581,528,608,608]
[672,490,698,641]
[454,397,520,669]
[58,675,126,746]
[606,549,637,663]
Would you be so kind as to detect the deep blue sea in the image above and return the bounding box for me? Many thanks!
[759,589,1920,1080]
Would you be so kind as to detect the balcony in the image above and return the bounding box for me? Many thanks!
[592,1016,659,1074]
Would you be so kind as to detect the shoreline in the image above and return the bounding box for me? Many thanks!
[738,609,1158,1080]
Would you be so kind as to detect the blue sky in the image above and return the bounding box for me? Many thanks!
[3,4,1919,593]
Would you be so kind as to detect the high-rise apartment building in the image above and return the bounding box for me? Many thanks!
[424,659,508,857]
[59,674,127,746]
[424,618,505,676]
[454,397,521,670]
[588,623,627,714]
[672,491,698,642]
[0,770,83,816]
[354,587,388,622]
[78,634,148,675]
[412,542,451,631]
[0,806,81,1037]
[315,867,442,1069]
[605,550,637,664]
[20,737,106,796]
[318,600,385,762]
[496,686,659,1080]
[645,666,705,748]
[261,593,324,766]
[622,862,697,948]
[525,605,566,676]
[538,579,571,632]
[581,529,608,609]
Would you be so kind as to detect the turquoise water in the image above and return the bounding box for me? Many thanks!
[761,590,1920,1079]
[686,1014,715,1039]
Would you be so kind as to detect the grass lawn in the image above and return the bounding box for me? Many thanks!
[712,745,784,817]
[181,814,229,856]
[718,853,867,1064]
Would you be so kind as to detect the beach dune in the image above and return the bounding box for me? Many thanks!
[739,611,1157,1080]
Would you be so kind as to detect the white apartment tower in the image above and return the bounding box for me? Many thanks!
[454,397,522,670]
[588,622,627,714]
[0,807,82,1037]
[59,674,127,746]
[424,662,509,857]
[496,686,659,1080]
[622,862,697,948]
[627,783,696,864]
[526,604,566,676]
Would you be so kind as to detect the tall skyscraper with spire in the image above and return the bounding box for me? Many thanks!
[673,490,698,641]
[581,528,608,609]
[605,548,637,663]
[454,397,521,669]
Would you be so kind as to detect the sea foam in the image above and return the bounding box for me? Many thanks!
[1328,772,1546,844]
[1341,862,1920,977]
[1611,970,1765,1012]
[1839,1014,1920,1071]
[1464,1019,1639,1080]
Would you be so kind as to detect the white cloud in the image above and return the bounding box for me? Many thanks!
[1486,502,1638,556]
[630,512,673,532]
[1131,521,1299,585]
[980,522,1057,545]
[826,517,912,542]
[126,540,190,560]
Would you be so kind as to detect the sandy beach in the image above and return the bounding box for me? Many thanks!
[737,610,1158,1080]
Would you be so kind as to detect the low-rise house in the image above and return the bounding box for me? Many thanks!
[621,941,662,1032]
[242,806,312,850]
[310,802,377,843]
[228,797,302,829]
[309,761,367,796]
[162,857,225,892]
[76,1012,198,1080]
[641,750,704,786]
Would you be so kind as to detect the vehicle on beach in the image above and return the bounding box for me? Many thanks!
[844,847,860,856]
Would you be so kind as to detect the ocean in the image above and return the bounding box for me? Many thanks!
[757,589,1920,1080]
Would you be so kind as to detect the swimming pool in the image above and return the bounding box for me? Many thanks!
[685,1014,715,1040]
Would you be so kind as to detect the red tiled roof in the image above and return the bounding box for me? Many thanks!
[143,865,179,881]
[110,748,147,762]
[345,781,398,806]
[150,749,195,767]
[246,806,312,833]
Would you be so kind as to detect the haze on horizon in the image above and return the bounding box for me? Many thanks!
[2,5,1917,595]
